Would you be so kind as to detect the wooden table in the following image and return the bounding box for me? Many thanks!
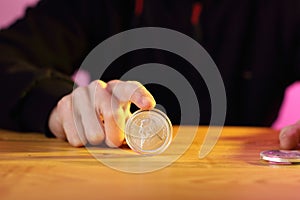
[0,126,299,200]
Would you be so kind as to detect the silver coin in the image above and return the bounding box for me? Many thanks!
[125,109,173,154]
[260,150,300,163]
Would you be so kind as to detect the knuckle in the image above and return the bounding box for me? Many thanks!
[127,80,142,86]
[107,79,121,85]
[90,80,99,87]
[127,80,143,90]
[128,81,147,98]
[90,80,106,89]
[92,81,107,96]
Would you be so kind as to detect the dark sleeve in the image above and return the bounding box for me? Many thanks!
[293,19,300,79]
[282,1,300,80]
[0,0,92,135]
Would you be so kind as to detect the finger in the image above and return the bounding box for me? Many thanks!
[123,102,133,121]
[103,107,126,148]
[73,83,107,145]
[107,80,156,110]
[279,123,300,150]
[94,80,126,147]
[80,112,105,145]
[73,85,105,145]
[48,106,66,139]
[58,94,87,147]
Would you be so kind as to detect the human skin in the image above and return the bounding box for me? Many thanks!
[48,80,156,147]
[49,79,299,149]
[279,121,300,150]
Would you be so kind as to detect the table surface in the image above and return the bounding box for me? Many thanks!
[0,126,299,200]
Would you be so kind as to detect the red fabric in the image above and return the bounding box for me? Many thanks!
[190,2,203,26]
[135,0,144,16]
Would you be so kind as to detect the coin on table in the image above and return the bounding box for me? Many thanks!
[124,108,173,155]
[260,150,300,163]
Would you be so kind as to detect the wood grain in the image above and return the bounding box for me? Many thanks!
[0,126,299,200]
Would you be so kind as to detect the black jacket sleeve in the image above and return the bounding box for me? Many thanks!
[0,0,92,135]
[0,0,134,135]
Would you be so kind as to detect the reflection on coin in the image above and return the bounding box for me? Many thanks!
[125,109,173,154]
[260,150,300,163]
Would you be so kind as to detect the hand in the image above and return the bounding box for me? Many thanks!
[279,121,300,150]
[48,80,156,147]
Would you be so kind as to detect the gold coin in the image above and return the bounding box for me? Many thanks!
[125,109,172,154]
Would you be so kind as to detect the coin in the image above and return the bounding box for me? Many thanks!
[125,109,173,154]
[260,150,300,163]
